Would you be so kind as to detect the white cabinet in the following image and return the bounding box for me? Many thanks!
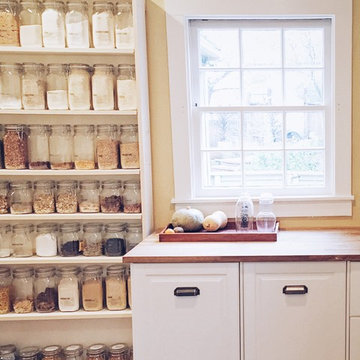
[131,263,240,360]
[243,262,346,360]
[348,261,360,360]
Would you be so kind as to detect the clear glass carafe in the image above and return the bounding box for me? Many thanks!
[19,0,42,47]
[47,64,69,110]
[92,64,115,110]
[119,124,139,168]
[105,265,127,310]
[0,267,11,314]
[11,224,34,257]
[117,64,136,110]
[73,125,95,169]
[115,2,134,49]
[41,345,62,360]
[235,193,254,231]
[42,0,66,48]
[33,180,55,214]
[58,223,80,256]
[22,63,46,110]
[34,267,57,312]
[0,224,11,257]
[0,64,22,109]
[82,223,103,256]
[100,180,122,213]
[82,265,103,311]
[64,344,83,360]
[4,124,28,170]
[92,1,115,49]
[35,223,57,256]
[256,192,276,232]
[28,124,50,169]
[123,180,141,213]
[96,124,119,170]
[58,266,80,311]
[50,125,73,169]
[68,64,91,110]
[65,1,89,48]
[0,181,9,214]
[9,181,33,214]
[0,0,20,46]
[79,180,100,213]
[12,267,34,313]
[104,223,126,256]
[56,180,77,213]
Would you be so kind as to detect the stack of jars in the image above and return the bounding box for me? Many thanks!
[0,265,132,314]
[0,124,139,170]
[0,63,136,111]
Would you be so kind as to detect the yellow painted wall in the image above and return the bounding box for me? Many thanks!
[145,0,360,229]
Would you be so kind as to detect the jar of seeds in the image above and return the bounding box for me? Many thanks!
[9,181,33,214]
[0,224,11,257]
[73,125,95,170]
[58,223,80,256]
[122,180,141,213]
[12,267,34,313]
[33,180,55,214]
[100,180,121,213]
[50,125,73,170]
[0,267,11,314]
[82,223,103,256]
[4,124,28,170]
[79,180,100,213]
[11,224,34,257]
[28,125,50,169]
[34,267,57,312]
[56,180,77,213]
[96,124,119,170]
[0,181,9,214]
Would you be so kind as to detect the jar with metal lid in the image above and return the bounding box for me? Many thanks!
[33,180,55,214]
[92,64,115,110]
[58,223,80,256]
[0,181,9,214]
[108,344,128,360]
[0,0,20,46]
[4,124,28,170]
[9,181,33,214]
[0,344,16,360]
[125,223,142,251]
[22,63,46,110]
[73,125,95,169]
[36,223,57,256]
[11,224,34,257]
[127,266,131,309]
[41,346,62,360]
[65,1,89,48]
[19,0,42,47]
[0,267,11,314]
[19,347,40,360]
[79,180,100,213]
[119,124,139,169]
[42,0,66,48]
[86,345,106,360]
[82,223,103,256]
[0,224,11,257]
[35,267,57,312]
[0,64,22,109]
[100,180,121,213]
[58,266,80,311]
[103,223,126,256]
[82,265,103,311]
[105,265,127,310]
[64,344,83,360]
[96,124,119,170]
[47,64,69,110]
[56,180,77,213]
[68,64,91,110]
[28,125,50,169]
[12,267,34,313]
[92,1,114,49]
[122,180,140,213]
[50,125,73,170]
[117,64,136,110]
[115,2,133,49]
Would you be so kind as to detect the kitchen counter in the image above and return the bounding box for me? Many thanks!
[123,228,360,263]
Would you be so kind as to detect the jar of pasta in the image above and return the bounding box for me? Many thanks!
[122,180,141,213]
[35,267,57,312]
[105,265,127,311]
[92,64,115,110]
[58,223,80,256]
[12,267,34,313]
[0,0,20,46]
[33,180,55,214]
[82,265,103,311]
[28,125,50,169]
[0,267,11,314]
[119,124,139,168]
[9,181,33,214]
[65,1,89,48]
[56,180,77,213]
[82,223,103,256]
[0,224,11,257]
[50,125,73,169]
[11,224,34,257]
[96,124,119,170]
[0,63,22,109]
[92,1,114,49]
[47,64,69,110]
[68,64,91,110]
[79,180,100,213]
[22,63,46,110]
[42,0,66,48]
[74,125,95,169]
[19,0,42,47]
[4,124,28,170]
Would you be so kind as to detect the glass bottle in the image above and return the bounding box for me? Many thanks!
[0,181,9,214]
[79,180,100,213]
[92,64,115,110]
[125,223,142,251]
[58,223,80,256]
[28,124,50,169]
[105,265,127,310]
[92,1,115,49]
[73,125,95,169]
[0,344,16,360]
[12,267,34,313]
[0,0,20,46]
[103,223,126,256]
[41,346,62,360]
[33,180,55,214]
[19,0,42,47]
[11,224,34,257]
[96,124,119,169]
[35,223,57,256]
[22,63,46,110]
[100,180,122,213]
[34,267,57,312]
[47,64,69,110]
[64,345,83,360]
[122,180,141,213]
[0,224,11,257]
[256,192,277,232]
[82,223,103,256]
[56,180,78,213]
[119,124,139,169]
[117,64,136,110]
[50,125,74,169]
[58,266,80,311]
[19,347,40,360]
[68,64,92,110]
[235,193,254,231]
[108,344,128,360]
[4,124,28,170]
[0,63,22,109]
[115,2,134,49]
[9,181,33,214]
[42,0,66,48]
[0,267,11,314]
[65,1,89,48]
[82,265,103,311]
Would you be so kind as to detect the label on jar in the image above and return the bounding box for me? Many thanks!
[42,9,65,47]
[92,13,114,47]
[92,76,114,109]
[66,20,89,47]
[47,90,68,110]
[117,79,136,110]
[22,79,42,97]
[115,27,134,48]
[20,24,42,47]
[120,143,139,168]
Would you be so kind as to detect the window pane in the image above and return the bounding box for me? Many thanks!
[243,112,283,150]
[241,29,282,68]
[199,29,240,68]
[243,70,282,105]
[285,112,325,149]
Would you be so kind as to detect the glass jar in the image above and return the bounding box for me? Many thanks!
[28,125,50,169]
[115,2,133,49]
[50,125,73,169]
[47,64,69,110]
[129,347,132,360]
[92,64,115,110]
[64,345,83,360]
[256,192,276,232]
[9,181,33,214]
[122,180,141,213]
[68,63,91,110]
[108,344,128,360]
[235,193,254,231]
[58,266,80,311]
[0,0,20,46]
[36,223,57,256]
[127,266,131,309]
[79,180,100,213]
[103,223,126,256]
[100,180,121,213]
[34,267,57,312]
[58,223,80,256]
[65,1,89,48]
[56,180,77,213]
[33,180,55,214]
[0,344,16,360]
[86,345,106,360]
[0,181,9,214]
[0,224,11,257]
[42,0,66,48]
[4,124,28,170]
[119,124,139,169]
[82,223,103,256]
[11,224,34,257]
[96,124,119,170]
[73,125,95,169]
[22,63,46,110]
[0,267,11,314]
[82,265,103,311]
[125,223,142,251]
[105,265,127,310]
[117,65,136,110]
[12,267,34,313]
[0,124,4,168]
[19,1,42,47]
[41,346,62,360]
[92,1,114,49]
[0,64,22,109]
[19,347,40,360]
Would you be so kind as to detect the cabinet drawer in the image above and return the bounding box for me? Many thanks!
[349,262,360,315]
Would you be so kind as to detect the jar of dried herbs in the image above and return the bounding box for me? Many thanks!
[86,344,106,360]
[100,180,122,213]
[0,267,11,314]
[58,223,80,256]
[119,124,139,169]
[34,267,57,312]
[0,181,9,214]
[103,223,126,256]
[105,265,127,311]
[50,125,74,170]
[122,180,141,213]
[79,180,100,213]
[18,347,40,360]
[9,181,33,214]
[11,224,34,257]
[82,223,103,256]
[96,124,119,170]
[0,0,20,46]
[82,265,103,311]
[33,180,55,214]
[4,124,28,170]
[12,267,34,313]
[28,125,50,170]
[41,345,62,360]
[0,224,11,258]
[64,344,83,360]
[56,180,78,214]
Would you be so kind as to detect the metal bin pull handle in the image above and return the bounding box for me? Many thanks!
[174,287,200,297]
[282,285,308,295]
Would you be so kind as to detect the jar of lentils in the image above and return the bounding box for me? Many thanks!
[82,223,103,256]
[41,345,62,360]
[64,344,83,360]
[96,124,119,170]
[86,345,106,360]
[108,344,128,360]
[4,124,28,170]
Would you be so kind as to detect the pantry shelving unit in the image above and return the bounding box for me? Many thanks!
[0,0,152,350]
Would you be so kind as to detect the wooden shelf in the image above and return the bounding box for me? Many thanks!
[0,110,137,116]
[0,169,140,176]
[0,213,142,221]
[0,47,135,55]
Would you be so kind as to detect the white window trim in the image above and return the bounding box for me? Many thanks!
[164,0,353,217]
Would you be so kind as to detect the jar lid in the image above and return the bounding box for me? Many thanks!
[0,63,22,71]
[96,124,117,133]
[29,124,50,132]
[115,2,131,10]
[20,0,42,5]
[74,124,94,132]
[5,124,26,131]
[0,181,9,189]
[83,223,103,232]
[13,223,34,231]
[13,267,34,278]
[0,345,16,356]
[64,344,83,357]
[0,224,11,232]
[56,180,77,188]
[51,124,72,133]
[34,180,55,189]
[58,266,80,275]
[69,63,91,71]
[109,343,128,355]
[93,64,114,71]
[0,267,11,278]
[120,124,137,131]
[22,62,45,72]
[47,63,68,72]
[59,222,81,232]
[10,181,32,189]
[83,265,103,276]
[66,1,88,8]
[35,266,56,277]
[106,265,126,276]
[101,180,121,189]
[123,180,140,189]
[41,345,62,356]
[19,347,40,359]
[127,223,142,231]
[117,64,135,70]
[79,180,100,189]
[86,344,106,355]
[37,222,57,231]
[93,1,114,10]
[105,222,126,232]
[43,0,65,9]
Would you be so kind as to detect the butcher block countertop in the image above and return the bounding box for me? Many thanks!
[123,229,360,263]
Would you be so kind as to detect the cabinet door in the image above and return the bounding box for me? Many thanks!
[244,262,346,360]
[131,263,240,360]
[350,318,360,360]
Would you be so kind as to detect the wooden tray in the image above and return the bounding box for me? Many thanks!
[159,221,279,242]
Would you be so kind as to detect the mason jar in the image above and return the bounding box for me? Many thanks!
[9,181,33,214]
[34,267,57,312]
[0,124,4,169]
[19,0,42,47]
[58,266,80,311]
[42,0,66,48]
[119,124,139,169]
[47,64,69,110]
[0,64,22,109]
[105,265,127,311]
[86,345,106,360]
[125,223,142,251]
[100,180,121,213]
[82,265,103,311]
[0,0,20,46]
[117,64,136,110]
[0,181,9,214]
[0,344,16,360]
[68,64,91,110]
[92,64,115,110]
[12,267,34,313]
[33,180,55,214]
[92,1,114,49]
[35,223,57,256]
[4,124,28,170]
[127,266,131,309]
[28,125,50,169]
[82,223,103,256]
[0,267,11,314]
[122,180,141,213]
[11,224,34,257]
[103,223,126,256]
[79,180,100,213]
[41,346,62,360]
[96,124,119,170]
[18,347,40,360]
[115,2,134,49]
[65,1,89,48]
[50,125,73,169]
[0,224,11,257]
[58,223,80,256]
[56,180,77,213]
[22,63,46,110]
[73,125,95,169]
[64,345,83,360]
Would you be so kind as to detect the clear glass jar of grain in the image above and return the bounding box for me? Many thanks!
[0,181,9,214]
[0,63,22,109]
[11,224,34,257]
[82,265,103,311]
[0,267,11,314]
[9,181,33,214]
[19,0,42,47]
[68,63,91,110]
[73,125,95,169]
[115,2,134,49]
[105,265,127,310]
[12,267,34,313]
[92,1,115,49]
[0,224,11,258]
[21,63,46,110]
[28,125,50,169]
[33,180,55,214]
[65,1,90,48]
[122,180,141,213]
[35,267,57,312]
[56,180,77,213]
[50,125,73,169]
[79,180,100,213]
[100,180,122,213]
[92,64,115,110]
[47,64,69,110]
[58,223,80,256]
[0,0,20,46]
[4,124,28,170]
[96,124,119,169]
[119,124,139,169]
[82,223,103,256]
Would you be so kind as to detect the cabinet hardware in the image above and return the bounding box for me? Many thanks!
[174,287,200,296]
[282,285,308,295]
